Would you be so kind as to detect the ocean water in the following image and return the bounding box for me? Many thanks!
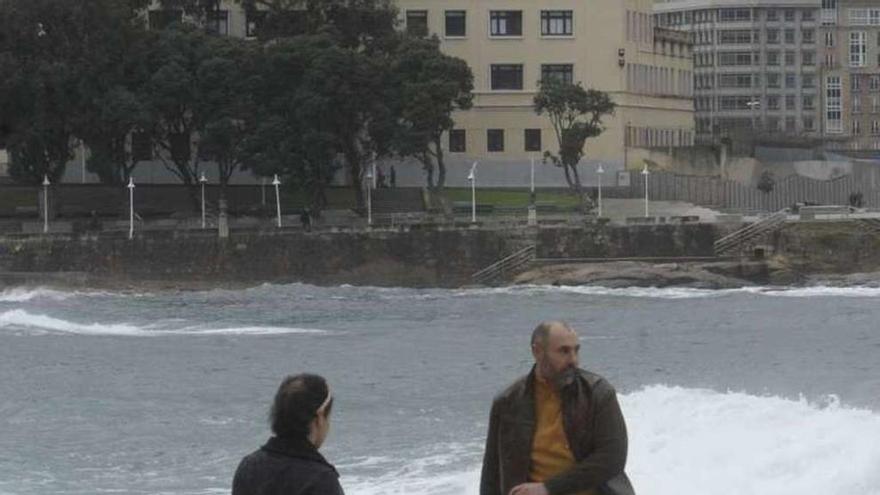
[0,283,878,495]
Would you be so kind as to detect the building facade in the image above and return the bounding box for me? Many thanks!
[395,0,695,172]
[654,0,824,144]
[820,0,880,151]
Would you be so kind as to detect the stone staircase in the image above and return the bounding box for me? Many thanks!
[713,209,789,256]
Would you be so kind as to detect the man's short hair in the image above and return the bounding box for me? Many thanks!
[269,373,332,438]
[531,321,574,349]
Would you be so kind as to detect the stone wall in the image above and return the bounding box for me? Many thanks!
[0,224,721,288]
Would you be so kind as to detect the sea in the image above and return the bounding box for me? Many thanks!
[0,283,879,495]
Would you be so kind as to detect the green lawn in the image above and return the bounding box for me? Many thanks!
[443,188,580,207]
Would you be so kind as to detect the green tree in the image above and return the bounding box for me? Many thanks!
[240,36,344,212]
[534,80,616,205]
[391,35,473,190]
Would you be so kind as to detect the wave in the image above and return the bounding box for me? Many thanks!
[344,386,880,495]
[0,310,332,337]
[448,284,880,300]
[0,287,96,302]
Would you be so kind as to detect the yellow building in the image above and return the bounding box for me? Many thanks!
[396,0,695,172]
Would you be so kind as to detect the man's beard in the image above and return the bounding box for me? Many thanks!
[543,362,577,389]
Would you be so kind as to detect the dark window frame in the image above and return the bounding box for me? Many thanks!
[491,64,524,90]
[487,129,505,152]
[445,10,466,37]
[406,10,429,37]
[541,10,573,36]
[524,129,542,152]
[490,10,522,37]
[206,9,229,35]
[541,64,574,84]
[449,129,466,153]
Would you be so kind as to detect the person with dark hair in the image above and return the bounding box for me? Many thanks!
[232,374,343,495]
[480,321,635,495]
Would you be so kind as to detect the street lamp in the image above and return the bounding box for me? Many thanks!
[199,172,207,229]
[641,165,650,218]
[468,161,478,224]
[272,174,282,228]
[365,169,373,226]
[596,164,605,218]
[127,177,135,239]
[42,175,50,233]
[746,98,761,135]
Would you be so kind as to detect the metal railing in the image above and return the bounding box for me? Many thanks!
[713,209,788,255]
[472,245,537,285]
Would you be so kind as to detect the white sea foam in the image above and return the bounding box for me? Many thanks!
[448,284,880,300]
[0,287,80,302]
[0,310,331,337]
[345,386,880,495]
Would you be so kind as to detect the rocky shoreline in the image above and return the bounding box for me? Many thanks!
[513,260,880,290]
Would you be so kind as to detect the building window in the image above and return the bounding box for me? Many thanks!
[802,29,815,44]
[490,11,522,37]
[449,129,466,152]
[246,10,265,37]
[803,95,815,110]
[524,129,542,152]
[406,10,428,37]
[541,10,573,36]
[784,29,795,44]
[802,10,815,22]
[854,95,862,113]
[541,64,574,84]
[786,95,796,109]
[767,73,781,88]
[206,10,229,35]
[766,51,779,66]
[487,129,505,152]
[785,73,797,88]
[802,51,816,66]
[719,51,753,66]
[872,121,880,135]
[826,75,843,133]
[148,9,182,30]
[785,51,795,66]
[766,29,779,44]
[445,10,466,37]
[803,116,815,131]
[853,120,861,135]
[873,95,880,112]
[766,10,778,22]
[719,9,751,22]
[825,32,834,47]
[491,64,523,90]
[767,95,779,110]
[852,75,862,91]
[850,31,867,67]
[785,9,796,22]
[802,74,816,89]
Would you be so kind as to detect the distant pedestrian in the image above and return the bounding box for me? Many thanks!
[390,165,397,188]
[377,167,387,188]
[300,208,312,232]
[232,374,343,495]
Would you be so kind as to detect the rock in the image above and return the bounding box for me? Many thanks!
[514,261,756,289]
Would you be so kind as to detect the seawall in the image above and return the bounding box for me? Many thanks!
[0,224,717,289]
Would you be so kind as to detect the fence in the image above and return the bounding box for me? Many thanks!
[624,171,880,211]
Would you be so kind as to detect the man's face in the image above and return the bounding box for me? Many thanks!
[534,327,580,389]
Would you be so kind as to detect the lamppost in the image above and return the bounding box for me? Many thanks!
[528,156,537,226]
[365,169,373,226]
[272,174,282,228]
[468,161,478,224]
[596,164,605,218]
[641,165,650,218]
[127,177,135,239]
[42,175,50,233]
[746,97,761,133]
[199,172,207,229]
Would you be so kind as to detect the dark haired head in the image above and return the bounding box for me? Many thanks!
[269,374,333,439]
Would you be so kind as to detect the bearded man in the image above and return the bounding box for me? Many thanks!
[480,321,635,495]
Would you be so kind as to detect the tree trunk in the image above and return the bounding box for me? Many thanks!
[435,138,447,190]
[423,154,435,189]
[344,147,365,212]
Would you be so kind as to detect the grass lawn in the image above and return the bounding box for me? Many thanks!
[443,188,580,207]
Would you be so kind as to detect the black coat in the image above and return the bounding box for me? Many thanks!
[480,367,635,495]
[232,436,345,495]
